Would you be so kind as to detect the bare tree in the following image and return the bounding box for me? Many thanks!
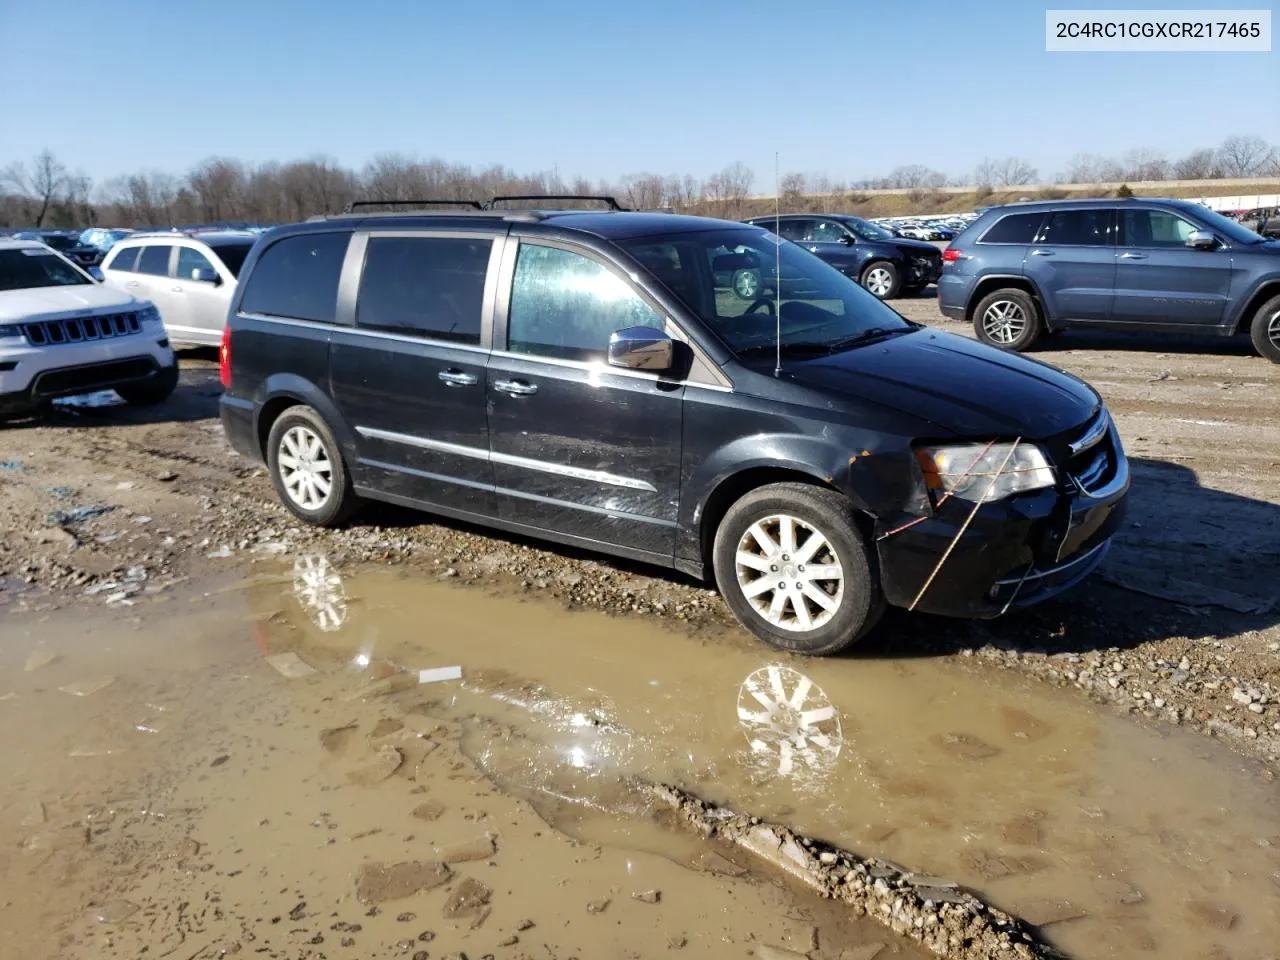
[972,157,998,187]
[992,157,1038,186]
[1173,148,1220,180]
[879,164,946,190]
[1120,148,1169,181]
[1217,134,1274,177]
[1062,152,1108,183]
[779,172,807,209]
[619,173,665,210]
[1,149,69,227]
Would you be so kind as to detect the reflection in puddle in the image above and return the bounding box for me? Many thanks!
[291,553,348,631]
[738,664,842,777]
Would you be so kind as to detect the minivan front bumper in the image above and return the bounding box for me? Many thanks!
[874,425,1129,618]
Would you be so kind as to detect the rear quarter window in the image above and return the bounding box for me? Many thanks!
[978,212,1044,244]
[239,232,351,323]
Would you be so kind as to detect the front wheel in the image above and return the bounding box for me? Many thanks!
[267,405,358,527]
[973,288,1043,352]
[712,483,883,656]
[115,364,179,406]
[1248,293,1280,363]
[860,261,902,300]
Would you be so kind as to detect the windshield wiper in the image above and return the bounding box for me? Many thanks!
[825,327,911,352]
[734,341,835,358]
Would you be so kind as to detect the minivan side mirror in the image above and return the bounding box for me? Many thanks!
[192,267,221,284]
[1186,230,1217,250]
[608,325,673,371]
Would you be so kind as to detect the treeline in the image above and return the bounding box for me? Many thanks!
[2,133,1277,229]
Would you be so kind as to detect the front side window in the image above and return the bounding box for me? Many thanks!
[805,220,850,243]
[619,228,913,362]
[1120,210,1198,248]
[239,232,350,323]
[844,217,896,241]
[176,247,216,280]
[507,244,661,362]
[775,220,811,242]
[0,248,91,291]
[356,236,491,344]
[979,213,1044,245]
[1036,209,1115,246]
[105,246,140,273]
[137,244,173,276]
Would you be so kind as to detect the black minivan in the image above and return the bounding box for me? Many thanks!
[219,199,1129,655]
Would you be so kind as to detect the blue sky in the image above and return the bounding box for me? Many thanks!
[1,0,1275,188]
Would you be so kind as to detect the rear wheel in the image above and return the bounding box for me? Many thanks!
[973,288,1043,352]
[115,364,179,406]
[860,260,902,300]
[712,483,883,656]
[267,405,358,527]
[1248,293,1280,363]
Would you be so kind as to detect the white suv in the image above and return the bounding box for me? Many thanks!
[101,230,256,346]
[0,238,177,417]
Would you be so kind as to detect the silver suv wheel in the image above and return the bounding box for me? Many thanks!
[981,299,1027,344]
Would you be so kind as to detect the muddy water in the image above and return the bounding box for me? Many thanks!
[0,572,915,960]
[244,561,1280,960]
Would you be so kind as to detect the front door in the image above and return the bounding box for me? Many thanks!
[166,245,229,345]
[131,243,177,328]
[1112,208,1233,327]
[329,231,500,516]
[486,240,684,560]
[1022,208,1117,323]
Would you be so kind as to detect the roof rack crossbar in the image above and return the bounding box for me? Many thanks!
[485,194,627,211]
[344,199,485,213]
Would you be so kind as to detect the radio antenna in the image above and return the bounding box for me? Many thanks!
[774,151,782,377]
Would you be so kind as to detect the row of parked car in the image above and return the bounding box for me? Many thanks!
[1,194,1275,659]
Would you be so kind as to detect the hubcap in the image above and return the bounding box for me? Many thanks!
[278,425,333,511]
[734,514,845,633]
[737,664,842,776]
[734,269,760,299]
[981,300,1027,344]
[1268,309,1280,348]
[864,267,893,297]
[292,554,348,632]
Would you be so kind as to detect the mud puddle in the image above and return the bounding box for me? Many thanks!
[1,567,916,960]
[246,561,1280,960]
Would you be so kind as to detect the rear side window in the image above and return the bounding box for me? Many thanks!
[507,244,661,362]
[1037,209,1115,246]
[137,244,173,276]
[979,213,1043,244]
[106,247,140,272]
[776,220,811,242]
[356,236,491,344]
[240,232,350,323]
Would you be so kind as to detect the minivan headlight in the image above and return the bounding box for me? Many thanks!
[915,442,1056,503]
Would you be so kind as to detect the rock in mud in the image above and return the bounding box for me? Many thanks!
[355,860,451,904]
[59,677,115,697]
[692,850,748,877]
[932,731,1001,760]
[999,706,1052,742]
[839,945,886,960]
[961,849,1048,880]
[347,745,404,786]
[1018,897,1087,926]
[24,650,59,672]
[1186,900,1238,930]
[434,834,496,863]
[754,945,808,960]
[442,876,491,920]
[93,899,140,923]
[411,800,447,822]
[371,717,404,738]
[265,652,318,679]
[1001,812,1046,846]
[586,897,610,914]
[1092,876,1144,906]
[320,722,358,752]
[631,889,661,903]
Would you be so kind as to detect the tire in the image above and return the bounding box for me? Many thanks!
[860,260,902,300]
[973,288,1043,352]
[266,405,358,527]
[712,482,884,656]
[115,364,179,406]
[1248,293,1280,363]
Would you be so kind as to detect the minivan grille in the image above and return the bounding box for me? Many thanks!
[1063,412,1116,495]
[23,312,142,347]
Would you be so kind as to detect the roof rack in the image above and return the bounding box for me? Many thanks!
[343,199,485,213]
[485,194,627,211]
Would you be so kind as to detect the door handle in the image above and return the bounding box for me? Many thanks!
[171,285,184,292]
[1119,252,1148,259]
[493,378,538,397]
[1030,249,1054,256]
[437,369,477,387]
[125,280,139,287]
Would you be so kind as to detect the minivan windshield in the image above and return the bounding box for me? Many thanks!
[0,248,92,291]
[619,228,913,359]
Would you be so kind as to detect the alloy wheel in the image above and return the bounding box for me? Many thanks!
[864,267,893,297]
[1269,309,1280,348]
[981,300,1027,344]
[734,514,845,632]
[278,425,333,511]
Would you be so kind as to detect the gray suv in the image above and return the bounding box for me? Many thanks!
[937,198,1280,363]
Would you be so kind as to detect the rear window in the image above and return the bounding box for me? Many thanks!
[239,232,350,323]
[105,246,140,272]
[208,242,253,278]
[355,236,491,344]
[978,213,1044,244]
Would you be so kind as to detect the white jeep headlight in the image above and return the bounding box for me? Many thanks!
[916,442,1056,503]
[0,324,22,340]
[137,304,162,325]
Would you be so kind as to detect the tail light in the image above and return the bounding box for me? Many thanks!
[219,324,231,388]
[942,247,963,263]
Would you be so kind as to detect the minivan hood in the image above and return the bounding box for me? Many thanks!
[0,283,143,324]
[787,329,1099,438]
